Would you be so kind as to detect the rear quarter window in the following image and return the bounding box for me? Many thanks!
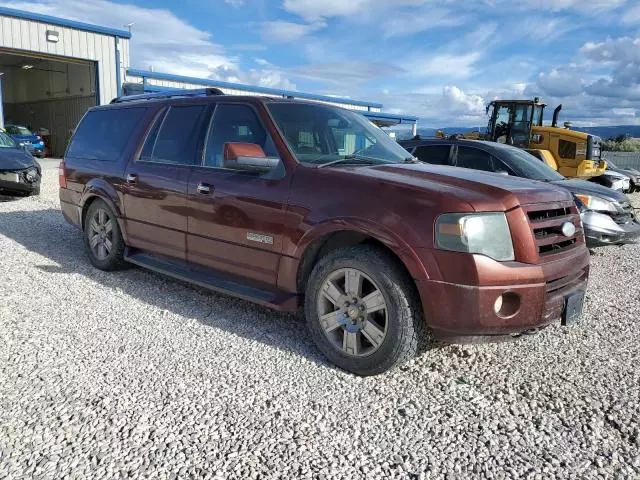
[67,107,146,161]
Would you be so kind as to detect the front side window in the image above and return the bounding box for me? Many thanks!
[140,105,208,165]
[203,104,278,168]
[267,102,411,165]
[455,147,493,171]
[67,107,146,161]
[499,146,565,182]
[413,145,451,165]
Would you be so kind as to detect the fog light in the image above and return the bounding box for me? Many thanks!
[494,292,521,318]
[494,295,503,314]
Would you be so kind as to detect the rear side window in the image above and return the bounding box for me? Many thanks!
[67,107,146,161]
[413,145,451,165]
[455,146,494,171]
[140,105,208,165]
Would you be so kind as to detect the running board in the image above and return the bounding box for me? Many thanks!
[124,249,298,312]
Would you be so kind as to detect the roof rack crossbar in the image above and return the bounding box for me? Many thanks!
[111,87,224,104]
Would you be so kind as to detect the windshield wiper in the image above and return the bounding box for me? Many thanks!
[316,155,387,169]
[317,155,421,169]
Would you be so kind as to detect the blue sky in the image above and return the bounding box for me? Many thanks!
[6,0,640,126]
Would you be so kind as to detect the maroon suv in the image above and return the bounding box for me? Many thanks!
[60,89,589,375]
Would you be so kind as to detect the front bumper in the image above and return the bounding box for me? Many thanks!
[415,247,590,342]
[0,170,41,196]
[582,210,640,247]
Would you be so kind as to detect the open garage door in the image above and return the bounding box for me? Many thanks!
[0,49,97,157]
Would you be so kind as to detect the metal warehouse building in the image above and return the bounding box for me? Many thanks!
[0,7,416,156]
[0,7,130,156]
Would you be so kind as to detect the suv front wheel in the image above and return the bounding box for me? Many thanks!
[305,246,423,376]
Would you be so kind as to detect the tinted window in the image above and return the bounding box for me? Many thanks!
[204,104,278,167]
[140,105,207,165]
[413,145,451,165]
[67,108,146,161]
[456,147,493,171]
[498,146,565,181]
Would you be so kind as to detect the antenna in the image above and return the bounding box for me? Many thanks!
[124,22,135,34]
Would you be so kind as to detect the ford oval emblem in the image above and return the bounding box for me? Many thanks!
[561,222,576,237]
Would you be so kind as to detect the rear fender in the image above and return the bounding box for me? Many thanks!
[80,179,127,242]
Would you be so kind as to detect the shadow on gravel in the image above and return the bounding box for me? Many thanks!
[0,208,330,368]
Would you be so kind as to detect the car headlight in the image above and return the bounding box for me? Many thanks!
[25,167,39,183]
[435,212,515,261]
[573,194,617,213]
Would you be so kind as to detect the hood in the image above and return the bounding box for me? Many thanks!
[341,163,572,211]
[0,148,38,170]
[552,178,626,203]
[604,169,630,180]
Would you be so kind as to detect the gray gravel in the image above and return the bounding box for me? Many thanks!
[1,170,639,479]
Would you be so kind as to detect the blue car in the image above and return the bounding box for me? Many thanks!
[4,124,45,157]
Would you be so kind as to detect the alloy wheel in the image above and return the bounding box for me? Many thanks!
[316,268,388,357]
[88,208,114,260]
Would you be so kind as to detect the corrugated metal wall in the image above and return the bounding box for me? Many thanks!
[603,152,640,170]
[4,95,95,156]
[0,15,128,103]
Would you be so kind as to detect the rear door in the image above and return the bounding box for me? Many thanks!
[122,103,210,260]
[186,102,291,286]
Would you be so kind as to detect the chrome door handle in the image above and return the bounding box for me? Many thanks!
[197,183,211,194]
[126,173,137,184]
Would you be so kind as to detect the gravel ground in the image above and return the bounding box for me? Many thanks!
[1,170,639,480]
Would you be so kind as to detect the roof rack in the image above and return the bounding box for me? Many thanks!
[111,87,224,104]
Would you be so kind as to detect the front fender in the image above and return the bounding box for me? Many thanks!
[281,217,430,292]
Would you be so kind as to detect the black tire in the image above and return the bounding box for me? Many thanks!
[305,245,424,376]
[83,199,128,271]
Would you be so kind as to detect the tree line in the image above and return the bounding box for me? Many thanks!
[602,135,640,152]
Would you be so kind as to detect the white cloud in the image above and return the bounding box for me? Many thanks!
[3,0,296,90]
[412,52,482,79]
[537,68,584,97]
[520,0,625,12]
[261,20,326,43]
[380,7,467,38]
[282,0,373,20]
[224,0,245,6]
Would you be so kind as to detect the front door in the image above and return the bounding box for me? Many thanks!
[186,103,291,286]
[123,103,209,260]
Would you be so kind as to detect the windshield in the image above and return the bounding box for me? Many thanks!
[267,102,411,165]
[5,125,32,136]
[499,146,565,182]
[0,132,18,148]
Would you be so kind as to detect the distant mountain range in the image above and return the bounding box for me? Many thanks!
[397,125,640,140]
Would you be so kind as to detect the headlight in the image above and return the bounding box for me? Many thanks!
[435,212,515,261]
[25,167,39,183]
[573,194,617,212]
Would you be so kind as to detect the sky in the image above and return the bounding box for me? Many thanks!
[4,0,640,127]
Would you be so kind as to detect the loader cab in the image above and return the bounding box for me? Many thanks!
[487,99,545,148]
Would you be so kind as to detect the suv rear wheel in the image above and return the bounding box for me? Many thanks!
[84,199,127,271]
[305,246,423,375]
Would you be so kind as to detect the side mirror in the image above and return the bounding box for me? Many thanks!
[223,143,279,172]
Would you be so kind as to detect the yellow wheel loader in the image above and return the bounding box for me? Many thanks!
[439,98,606,179]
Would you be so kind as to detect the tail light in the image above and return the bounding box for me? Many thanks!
[58,161,67,189]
